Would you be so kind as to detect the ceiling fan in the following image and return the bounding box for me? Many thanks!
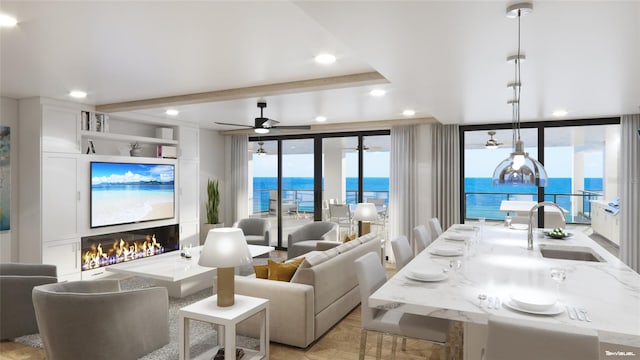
[215,101,311,134]
[485,131,504,149]
[254,141,267,156]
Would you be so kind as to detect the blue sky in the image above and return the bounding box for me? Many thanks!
[253,146,603,179]
[253,152,390,178]
[92,163,174,184]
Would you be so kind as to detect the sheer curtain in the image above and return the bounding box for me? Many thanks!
[228,134,249,223]
[389,123,460,258]
[431,123,460,230]
[619,114,640,272]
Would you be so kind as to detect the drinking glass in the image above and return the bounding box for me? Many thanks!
[550,267,566,300]
[449,259,462,279]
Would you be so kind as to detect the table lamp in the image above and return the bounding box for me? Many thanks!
[198,228,252,307]
[353,203,379,235]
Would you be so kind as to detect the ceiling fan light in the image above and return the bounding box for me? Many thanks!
[485,144,498,150]
[254,128,269,134]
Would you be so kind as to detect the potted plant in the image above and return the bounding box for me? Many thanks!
[201,178,223,244]
[129,142,142,156]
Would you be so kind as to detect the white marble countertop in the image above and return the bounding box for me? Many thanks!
[370,225,640,347]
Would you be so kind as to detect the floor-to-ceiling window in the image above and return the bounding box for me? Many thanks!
[460,118,620,226]
[249,130,389,248]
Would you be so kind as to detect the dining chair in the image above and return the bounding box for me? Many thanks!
[329,203,352,238]
[428,218,444,239]
[483,315,600,360]
[355,252,451,360]
[390,235,413,271]
[413,225,431,255]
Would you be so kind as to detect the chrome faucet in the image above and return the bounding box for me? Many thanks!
[527,201,567,250]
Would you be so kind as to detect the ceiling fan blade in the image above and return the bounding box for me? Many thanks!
[215,121,253,128]
[273,125,312,130]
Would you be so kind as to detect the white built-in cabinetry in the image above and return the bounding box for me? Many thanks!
[18,98,199,281]
[590,200,619,246]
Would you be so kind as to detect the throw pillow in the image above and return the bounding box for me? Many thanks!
[253,264,269,279]
[343,233,357,243]
[267,257,305,282]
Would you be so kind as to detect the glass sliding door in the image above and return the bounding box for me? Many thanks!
[281,138,315,247]
[463,128,538,221]
[322,136,359,240]
[543,124,619,224]
[249,140,278,246]
[362,135,390,238]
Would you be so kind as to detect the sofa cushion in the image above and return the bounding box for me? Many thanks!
[268,258,305,282]
[334,240,360,254]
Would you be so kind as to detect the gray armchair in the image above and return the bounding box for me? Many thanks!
[234,218,271,246]
[33,280,169,360]
[287,221,339,259]
[0,263,57,340]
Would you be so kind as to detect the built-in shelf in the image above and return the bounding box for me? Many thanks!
[80,130,178,145]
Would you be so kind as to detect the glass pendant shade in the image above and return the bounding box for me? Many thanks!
[492,141,548,186]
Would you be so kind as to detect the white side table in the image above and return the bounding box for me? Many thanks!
[179,294,269,360]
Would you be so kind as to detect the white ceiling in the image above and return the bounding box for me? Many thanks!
[1,1,639,130]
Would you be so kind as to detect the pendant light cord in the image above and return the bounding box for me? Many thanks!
[516,9,522,142]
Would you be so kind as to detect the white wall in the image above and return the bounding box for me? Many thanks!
[0,97,18,262]
[199,129,226,226]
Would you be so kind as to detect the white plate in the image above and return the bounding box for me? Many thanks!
[406,272,448,282]
[510,292,556,311]
[443,234,470,241]
[429,246,464,257]
[504,300,564,315]
[409,268,445,281]
[455,225,475,231]
[510,224,528,230]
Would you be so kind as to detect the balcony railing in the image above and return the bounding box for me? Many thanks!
[464,191,603,224]
[251,189,389,215]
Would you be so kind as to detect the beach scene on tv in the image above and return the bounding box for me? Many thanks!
[91,162,175,228]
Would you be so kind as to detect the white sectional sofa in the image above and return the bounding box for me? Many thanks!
[235,233,381,348]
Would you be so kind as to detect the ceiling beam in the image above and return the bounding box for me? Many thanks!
[95,71,388,113]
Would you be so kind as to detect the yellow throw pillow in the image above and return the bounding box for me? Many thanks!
[267,257,305,282]
[343,233,357,243]
[253,264,269,279]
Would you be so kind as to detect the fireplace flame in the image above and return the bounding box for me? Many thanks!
[82,234,165,270]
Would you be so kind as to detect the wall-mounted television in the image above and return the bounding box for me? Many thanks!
[90,162,175,228]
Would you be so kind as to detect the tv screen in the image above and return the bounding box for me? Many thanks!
[91,162,175,228]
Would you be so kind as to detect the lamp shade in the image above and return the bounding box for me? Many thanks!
[353,203,379,222]
[198,228,252,268]
[492,148,548,187]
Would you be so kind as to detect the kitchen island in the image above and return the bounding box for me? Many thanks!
[370,224,640,359]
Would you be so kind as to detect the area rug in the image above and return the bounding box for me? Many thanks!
[15,277,259,359]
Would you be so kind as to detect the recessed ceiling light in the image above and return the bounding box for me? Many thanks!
[315,116,327,122]
[552,110,568,117]
[402,109,416,116]
[165,109,179,116]
[314,53,336,64]
[0,14,17,28]
[69,90,87,99]
[370,89,386,97]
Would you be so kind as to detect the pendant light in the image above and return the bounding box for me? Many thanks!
[492,2,548,187]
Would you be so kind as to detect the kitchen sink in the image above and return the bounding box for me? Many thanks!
[539,245,605,262]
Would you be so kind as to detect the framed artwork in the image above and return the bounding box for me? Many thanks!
[0,126,9,231]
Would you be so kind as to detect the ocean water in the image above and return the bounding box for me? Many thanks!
[253,176,602,222]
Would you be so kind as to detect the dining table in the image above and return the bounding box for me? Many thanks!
[369,224,640,359]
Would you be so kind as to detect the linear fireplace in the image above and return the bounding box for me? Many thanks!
[81,224,179,271]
